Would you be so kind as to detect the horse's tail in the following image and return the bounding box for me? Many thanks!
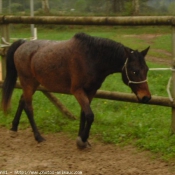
[1,39,25,112]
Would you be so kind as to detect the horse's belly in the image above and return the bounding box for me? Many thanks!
[31,57,71,93]
[41,82,71,94]
[39,74,71,93]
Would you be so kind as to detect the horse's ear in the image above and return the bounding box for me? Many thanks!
[141,46,150,57]
[124,47,132,57]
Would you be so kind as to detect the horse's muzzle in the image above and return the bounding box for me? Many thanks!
[140,96,151,103]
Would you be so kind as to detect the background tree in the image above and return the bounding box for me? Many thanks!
[41,0,50,13]
[111,0,125,13]
[75,0,86,12]
[168,2,175,15]
[0,0,2,14]
[132,0,140,15]
[0,0,174,16]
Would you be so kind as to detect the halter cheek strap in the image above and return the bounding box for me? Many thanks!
[122,58,147,85]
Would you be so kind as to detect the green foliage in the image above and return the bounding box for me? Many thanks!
[124,1,133,16]
[1,0,175,16]
[168,2,175,15]
[75,0,86,12]
[10,3,23,13]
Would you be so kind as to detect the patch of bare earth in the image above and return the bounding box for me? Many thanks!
[0,127,175,175]
[1,34,175,174]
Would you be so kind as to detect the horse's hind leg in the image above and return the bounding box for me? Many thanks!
[23,95,45,143]
[16,76,45,142]
[21,84,45,142]
[11,89,44,142]
[11,95,25,131]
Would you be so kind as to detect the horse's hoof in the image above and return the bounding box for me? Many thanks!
[35,135,46,143]
[10,127,18,132]
[76,136,91,149]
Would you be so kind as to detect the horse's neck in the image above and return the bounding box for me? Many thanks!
[101,53,127,74]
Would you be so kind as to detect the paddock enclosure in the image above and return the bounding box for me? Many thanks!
[0,15,175,130]
[1,15,175,175]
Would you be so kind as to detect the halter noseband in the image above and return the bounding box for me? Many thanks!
[122,58,147,85]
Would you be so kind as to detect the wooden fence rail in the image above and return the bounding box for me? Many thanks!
[0,16,175,25]
[0,81,172,108]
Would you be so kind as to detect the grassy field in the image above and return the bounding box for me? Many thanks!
[1,25,175,161]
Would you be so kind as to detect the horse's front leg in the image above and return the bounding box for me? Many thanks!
[78,110,86,136]
[72,89,94,149]
[77,110,94,149]
[77,110,93,149]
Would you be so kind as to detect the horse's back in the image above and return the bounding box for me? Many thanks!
[32,40,74,92]
[14,40,58,74]
[14,39,85,93]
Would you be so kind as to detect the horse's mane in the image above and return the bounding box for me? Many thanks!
[74,33,126,64]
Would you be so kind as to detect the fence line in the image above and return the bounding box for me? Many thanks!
[0,81,172,108]
[1,15,175,131]
[0,16,175,25]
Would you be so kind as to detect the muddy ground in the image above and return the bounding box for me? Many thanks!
[0,127,175,175]
[0,34,175,175]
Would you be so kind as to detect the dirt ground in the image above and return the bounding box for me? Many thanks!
[1,34,175,175]
[0,127,175,175]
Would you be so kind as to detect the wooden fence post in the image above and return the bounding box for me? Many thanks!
[1,24,10,80]
[171,25,175,133]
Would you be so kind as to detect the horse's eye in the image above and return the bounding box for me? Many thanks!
[132,71,138,75]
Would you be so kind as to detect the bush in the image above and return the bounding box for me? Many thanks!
[10,3,23,13]
[168,2,175,15]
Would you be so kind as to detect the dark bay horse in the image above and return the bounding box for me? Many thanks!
[1,33,151,148]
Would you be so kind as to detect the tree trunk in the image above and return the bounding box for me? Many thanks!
[112,0,117,13]
[8,0,11,14]
[0,0,2,14]
[112,0,124,13]
[105,0,110,15]
[42,0,50,14]
[132,0,140,15]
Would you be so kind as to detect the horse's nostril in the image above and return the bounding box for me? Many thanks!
[142,96,151,103]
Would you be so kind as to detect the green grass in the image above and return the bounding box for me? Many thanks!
[1,25,175,161]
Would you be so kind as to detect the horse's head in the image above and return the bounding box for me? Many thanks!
[122,46,151,103]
